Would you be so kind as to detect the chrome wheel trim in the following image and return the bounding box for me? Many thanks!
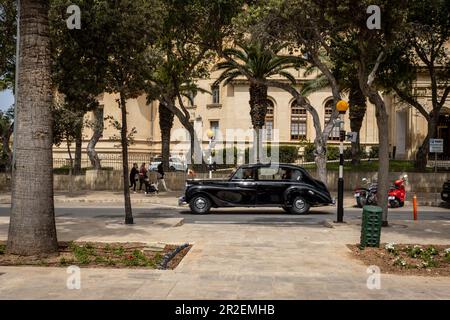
[294,198,305,210]
[195,197,207,210]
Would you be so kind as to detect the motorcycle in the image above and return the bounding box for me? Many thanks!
[354,175,408,208]
[354,178,378,208]
[388,175,407,208]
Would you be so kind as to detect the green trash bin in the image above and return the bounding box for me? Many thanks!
[360,205,383,249]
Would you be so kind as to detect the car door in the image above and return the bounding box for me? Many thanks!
[215,167,257,206]
[256,166,286,205]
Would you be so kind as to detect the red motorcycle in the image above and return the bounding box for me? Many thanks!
[355,175,407,208]
[388,175,408,208]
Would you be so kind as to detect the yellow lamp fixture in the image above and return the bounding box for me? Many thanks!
[206,129,215,139]
[336,100,349,113]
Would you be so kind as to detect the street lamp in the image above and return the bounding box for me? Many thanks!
[206,129,215,179]
[336,100,349,223]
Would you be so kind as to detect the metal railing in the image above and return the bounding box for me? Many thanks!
[53,153,153,170]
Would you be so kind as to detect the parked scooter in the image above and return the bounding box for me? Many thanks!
[354,178,378,208]
[354,175,408,208]
[388,175,408,208]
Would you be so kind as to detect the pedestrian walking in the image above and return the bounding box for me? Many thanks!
[157,162,170,192]
[129,163,139,193]
[139,162,147,192]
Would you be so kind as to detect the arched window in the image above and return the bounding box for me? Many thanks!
[264,100,275,141]
[291,101,307,140]
[324,100,340,141]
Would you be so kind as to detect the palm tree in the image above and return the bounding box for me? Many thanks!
[7,0,58,255]
[302,65,367,165]
[215,42,299,162]
[147,62,210,171]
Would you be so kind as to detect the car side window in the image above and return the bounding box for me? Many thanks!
[232,168,255,180]
[281,168,303,181]
[258,167,282,180]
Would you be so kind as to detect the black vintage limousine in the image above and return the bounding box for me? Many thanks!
[179,163,333,214]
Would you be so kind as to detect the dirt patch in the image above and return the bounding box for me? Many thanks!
[0,241,191,270]
[348,243,450,277]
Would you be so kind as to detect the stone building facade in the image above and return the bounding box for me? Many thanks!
[53,69,450,167]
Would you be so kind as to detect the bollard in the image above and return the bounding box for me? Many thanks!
[413,194,418,221]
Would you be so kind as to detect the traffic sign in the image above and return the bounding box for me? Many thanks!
[429,138,444,153]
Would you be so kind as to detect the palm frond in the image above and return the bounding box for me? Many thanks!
[301,75,329,96]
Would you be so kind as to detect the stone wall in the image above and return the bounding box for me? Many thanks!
[0,170,448,193]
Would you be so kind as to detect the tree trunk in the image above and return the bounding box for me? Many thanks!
[348,84,367,165]
[415,116,437,171]
[67,138,74,193]
[87,106,103,169]
[119,93,133,225]
[7,0,58,256]
[314,137,328,185]
[365,91,390,226]
[249,83,269,163]
[159,101,174,171]
[73,118,83,174]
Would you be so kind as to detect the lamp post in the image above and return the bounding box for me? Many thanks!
[206,129,215,179]
[336,100,349,223]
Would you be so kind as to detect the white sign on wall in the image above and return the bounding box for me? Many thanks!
[429,139,444,153]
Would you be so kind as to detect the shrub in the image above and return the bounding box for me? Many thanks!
[368,146,379,159]
[302,143,342,162]
[215,145,300,164]
[343,147,368,160]
[303,143,316,162]
[326,146,340,161]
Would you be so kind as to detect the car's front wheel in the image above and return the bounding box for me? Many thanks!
[189,195,212,214]
[288,196,310,214]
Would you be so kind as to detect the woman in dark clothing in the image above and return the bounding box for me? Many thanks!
[130,163,139,193]
[139,163,147,192]
[157,162,170,192]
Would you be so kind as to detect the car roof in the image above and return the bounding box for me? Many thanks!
[238,163,306,170]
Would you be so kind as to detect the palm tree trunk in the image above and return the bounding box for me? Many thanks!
[159,101,174,171]
[7,0,58,256]
[87,106,103,169]
[249,83,268,163]
[119,93,133,224]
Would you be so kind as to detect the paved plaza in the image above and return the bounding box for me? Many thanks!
[0,202,449,299]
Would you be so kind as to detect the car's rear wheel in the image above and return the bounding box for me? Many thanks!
[288,196,310,214]
[189,195,212,214]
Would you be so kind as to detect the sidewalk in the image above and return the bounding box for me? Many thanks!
[0,190,445,207]
[0,191,181,206]
[0,214,449,299]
